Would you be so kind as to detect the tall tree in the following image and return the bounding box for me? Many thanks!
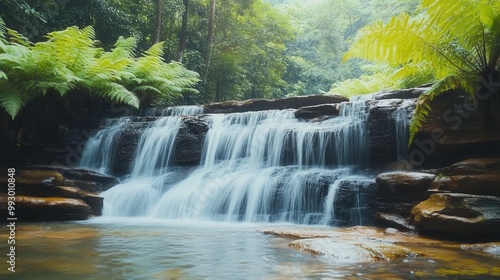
[204,0,216,82]
[153,0,165,43]
[177,0,190,62]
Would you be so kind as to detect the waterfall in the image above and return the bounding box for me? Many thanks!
[82,103,373,225]
[144,105,204,116]
[80,118,130,174]
[392,105,411,160]
[130,117,182,177]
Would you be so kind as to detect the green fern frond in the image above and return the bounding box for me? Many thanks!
[0,82,31,119]
[97,83,140,108]
[0,17,6,42]
[6,28,31,46]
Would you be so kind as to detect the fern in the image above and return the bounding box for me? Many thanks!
[344,0,500,143]
[0,23,199,119]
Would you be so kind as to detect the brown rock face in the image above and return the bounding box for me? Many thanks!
[202,95,349,114]
[376,172,435,217]
[411,193,500,238]
[438,158,500,175]
[0,167,117,220]
[431,174,500,196]
[294,104,340,120]
[53,186,104,216]
[0,195,92,221]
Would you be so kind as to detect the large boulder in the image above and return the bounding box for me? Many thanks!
[438,158,500,175]
[203,95,349,114]
[376,172,435,217]
[431,174,500,196]
[0,195,92,221]
[27,165,120,192]
[411,193,500,238]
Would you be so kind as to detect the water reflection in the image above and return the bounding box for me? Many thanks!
[1,219,499,279]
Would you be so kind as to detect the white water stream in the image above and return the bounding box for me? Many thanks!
[82,102,375,225]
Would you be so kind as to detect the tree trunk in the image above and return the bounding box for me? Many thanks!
[215,80,222,102]
[204,0,216,81]
[176,0,190,62]
[153,0,164,44]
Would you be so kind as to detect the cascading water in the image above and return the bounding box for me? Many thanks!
[392,103,412,161]
[82,100,374,225]
[144,105,204,116]
[80,118,130,174]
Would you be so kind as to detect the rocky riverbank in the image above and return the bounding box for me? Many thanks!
[0,166,119,221]
[1,89,499,244]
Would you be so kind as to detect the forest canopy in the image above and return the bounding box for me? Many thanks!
[2,0,497,134]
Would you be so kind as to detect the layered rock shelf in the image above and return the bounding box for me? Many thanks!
[0,167,119,221]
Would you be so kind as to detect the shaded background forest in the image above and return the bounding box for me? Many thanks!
[0,0,419,105]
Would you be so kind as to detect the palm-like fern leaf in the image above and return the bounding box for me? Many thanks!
[343,0,500,144]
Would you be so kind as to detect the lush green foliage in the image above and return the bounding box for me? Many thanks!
[340,0,500,142]
[0,19,199,119]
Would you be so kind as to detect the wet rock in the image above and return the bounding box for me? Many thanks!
[53,186,103,215]
[28,165,120,192]
[461,242,500,257]
[332,178,376,226]
[374,212,415,232]
[411,193,500,238]
[0,167,115,219]
[376,172,435,217]
[174,115,210,166]
[0,195,92,221]
[0,170,65,196]
[294,104,340,120]
[373,87,428,100]
[376,172,436,191]
[431,174,500,196]
[289,238,419,262]
[438,158,500,175]
[203,95,348,114]
[367,99,415,165]
[111,121,148,177]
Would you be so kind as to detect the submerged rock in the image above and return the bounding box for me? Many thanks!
[289,238,419,262]
[411,193,500,238]
[461,242,500,257]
